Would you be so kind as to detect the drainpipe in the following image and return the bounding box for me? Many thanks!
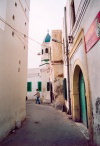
[64,7,71,115]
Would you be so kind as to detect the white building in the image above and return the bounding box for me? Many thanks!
[40,33,51,103]
[0,0,30,140]
[64,0,100,145]
[27,68,41,100]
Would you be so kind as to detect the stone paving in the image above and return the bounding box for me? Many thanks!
[0,100,91,146]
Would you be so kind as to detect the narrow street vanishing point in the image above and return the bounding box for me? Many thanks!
[0,101,90,146]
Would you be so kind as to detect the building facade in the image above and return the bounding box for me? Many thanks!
[27,68,41,100]
[64,0,100,145]
[50,30,64,110]
[40,33,51,103]
[0,0,30,140]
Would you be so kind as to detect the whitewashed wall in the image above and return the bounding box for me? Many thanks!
[65,0,100,145]
[0,0,30,140]
[40,41,51,103]
[41,65,50,103]
[27,68,41,100]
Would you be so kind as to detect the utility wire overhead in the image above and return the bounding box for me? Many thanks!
[0,16,48,47]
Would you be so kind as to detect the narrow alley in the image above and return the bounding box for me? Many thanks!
[0,101,89,146]
[0,0,100,145]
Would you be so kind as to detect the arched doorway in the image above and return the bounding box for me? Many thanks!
[73,65,88,127]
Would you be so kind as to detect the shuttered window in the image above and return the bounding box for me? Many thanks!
[27,82,32,92]
[38,82,42,92]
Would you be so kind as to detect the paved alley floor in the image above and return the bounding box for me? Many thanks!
[0,100,90,146]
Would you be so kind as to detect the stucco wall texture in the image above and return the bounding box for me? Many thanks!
[41,65,50,103]
[50,30,64,101]
[27,68,41,100]
[65,0,100,145]
[0,0,30,140]
[79,0,100,144]
[40,41,51,103]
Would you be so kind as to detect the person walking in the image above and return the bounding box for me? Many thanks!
[34,89,40,104]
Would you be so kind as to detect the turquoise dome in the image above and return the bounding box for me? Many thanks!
[44,33,51,42]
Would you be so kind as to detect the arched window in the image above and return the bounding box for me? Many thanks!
[45,48,48,53]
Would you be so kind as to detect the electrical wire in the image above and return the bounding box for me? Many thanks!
[0,15,50,49]
[15,31,41,52]
[0,15,52,68]
[0,16,43,46]
[25,0,30,11]
[18,0,29,21]
[0,16,37,51]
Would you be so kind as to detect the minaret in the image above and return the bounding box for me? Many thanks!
[40,32,51,103]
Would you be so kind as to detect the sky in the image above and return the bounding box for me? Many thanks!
[28,0,66,68]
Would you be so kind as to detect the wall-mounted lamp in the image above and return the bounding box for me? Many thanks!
[52,38,63,44]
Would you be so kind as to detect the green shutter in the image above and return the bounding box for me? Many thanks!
[63,78,67,100]
[38,82,42,92]
[27,82,32,92]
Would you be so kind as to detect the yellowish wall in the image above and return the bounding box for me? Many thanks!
[50,30,64,99]
[51,30,63,62]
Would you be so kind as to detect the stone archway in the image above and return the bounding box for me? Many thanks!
[72,64,88,127]
[72,65,81,122]
[71,59,93,140]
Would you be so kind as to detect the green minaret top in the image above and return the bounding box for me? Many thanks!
[44,33,51,42]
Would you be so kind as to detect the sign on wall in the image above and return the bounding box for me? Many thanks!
[85,11,100,53]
